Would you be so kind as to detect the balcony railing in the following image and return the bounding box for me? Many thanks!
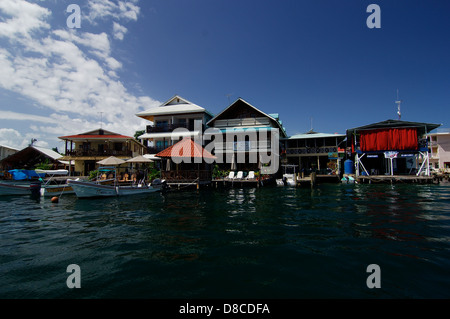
[146,123,195,133]
[66,150,132,157]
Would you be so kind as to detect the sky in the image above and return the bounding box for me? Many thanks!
[0,0,449,151]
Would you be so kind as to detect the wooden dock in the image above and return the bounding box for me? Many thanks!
[212,178,275,188]
[356,175,437,184]
[297,173,341,187]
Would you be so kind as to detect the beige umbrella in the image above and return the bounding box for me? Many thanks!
[97,156,126,165]
[126,155,153,163]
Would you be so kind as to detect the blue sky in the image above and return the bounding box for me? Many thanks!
[0,0,449,150]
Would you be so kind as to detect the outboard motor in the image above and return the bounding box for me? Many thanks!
[151,178,168,191]
[30,181,42,198]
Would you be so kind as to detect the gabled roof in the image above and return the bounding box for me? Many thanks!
[136,95,213,118]
[206,98,287,137]
[347,119,441,136]
[59,128,134,141]
[32,146,63,160]
[155,138,216,159]
[0,144,20,152]
[0,145,63,169]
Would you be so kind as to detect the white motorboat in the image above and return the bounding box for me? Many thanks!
[68,167,165,198]
[276,164,298,187]
[0,169,42,196]
[35,169,75,197]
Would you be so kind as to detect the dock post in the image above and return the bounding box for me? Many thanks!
[311,172,316,188]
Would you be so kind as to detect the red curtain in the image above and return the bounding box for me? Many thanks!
[360,128,418,151]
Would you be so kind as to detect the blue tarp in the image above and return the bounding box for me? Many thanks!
[8,170,45,180]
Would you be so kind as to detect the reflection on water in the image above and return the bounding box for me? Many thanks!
[1,183,449,298]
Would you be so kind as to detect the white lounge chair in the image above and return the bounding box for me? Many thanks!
[247,171,255,179]
[236,171,243,179]
[227,171,235,179]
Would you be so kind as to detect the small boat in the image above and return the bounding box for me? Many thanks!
[276,164,298,187]
[0,170,43,196]
[35,169,75,197]
[341,175,356,184]
[68,166,165,198]
[0,181,34,196]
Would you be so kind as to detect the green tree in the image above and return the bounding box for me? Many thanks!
[134,130,145,141]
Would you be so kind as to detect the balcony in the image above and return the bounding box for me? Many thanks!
[146,123,195,134]
[66,149,132,157]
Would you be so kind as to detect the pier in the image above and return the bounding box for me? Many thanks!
[356,175,437,184]
[297,173,341,187]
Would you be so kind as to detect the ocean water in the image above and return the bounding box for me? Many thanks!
[0,183,449,299]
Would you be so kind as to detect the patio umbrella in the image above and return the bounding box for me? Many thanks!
[126,155,153,163]
[97,156,126,165]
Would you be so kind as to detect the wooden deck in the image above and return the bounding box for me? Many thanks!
[297,174,341,187]
[356,175,437,184]
[212,177,274,188]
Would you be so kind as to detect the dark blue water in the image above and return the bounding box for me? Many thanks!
[1,183,449,299]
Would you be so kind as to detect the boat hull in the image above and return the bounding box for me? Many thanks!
[0,182,31,196]
[68,180,160,198]
[40,185,75,197]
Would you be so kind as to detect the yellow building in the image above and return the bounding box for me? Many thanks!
[59,128,146,176]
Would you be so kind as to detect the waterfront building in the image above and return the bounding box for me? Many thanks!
[0,144,19,162]
[346,119,441,178]
[427,128,450,172]
[282,130,346,176]
[59,128,146,176]
[136,95,214,154]
[0,145,64,171]
[205,98,287,179]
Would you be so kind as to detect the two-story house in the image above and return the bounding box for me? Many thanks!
[135,95,214,154]
[59,128,146,176]
[205,98,287,176]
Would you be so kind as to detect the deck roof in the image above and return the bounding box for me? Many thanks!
[347,119,441,136]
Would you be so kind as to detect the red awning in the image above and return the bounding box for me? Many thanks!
[360,128,418,152]
[155,138,216,159]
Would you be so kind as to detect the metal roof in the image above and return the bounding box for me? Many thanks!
[287,132,346,140]
[347,119,441,136]
[136,95,213,117]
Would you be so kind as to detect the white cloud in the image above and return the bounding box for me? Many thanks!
[0,128,49,149]
[0,0,50,39]
[87,0,140,24]
[0,110,58,124]
[0,0,160,148]
[112,22,127,40]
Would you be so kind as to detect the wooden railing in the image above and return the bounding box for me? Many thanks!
[161,170,212,182]
[66,150,132,157]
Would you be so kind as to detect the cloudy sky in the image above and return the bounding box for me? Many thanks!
[0,0,160,150]
[0,0,449,151]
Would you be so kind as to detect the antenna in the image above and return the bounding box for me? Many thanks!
[395,89,402,120]
[99,112,104,128]
[310,117,313,131]
[226,93,233,104]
